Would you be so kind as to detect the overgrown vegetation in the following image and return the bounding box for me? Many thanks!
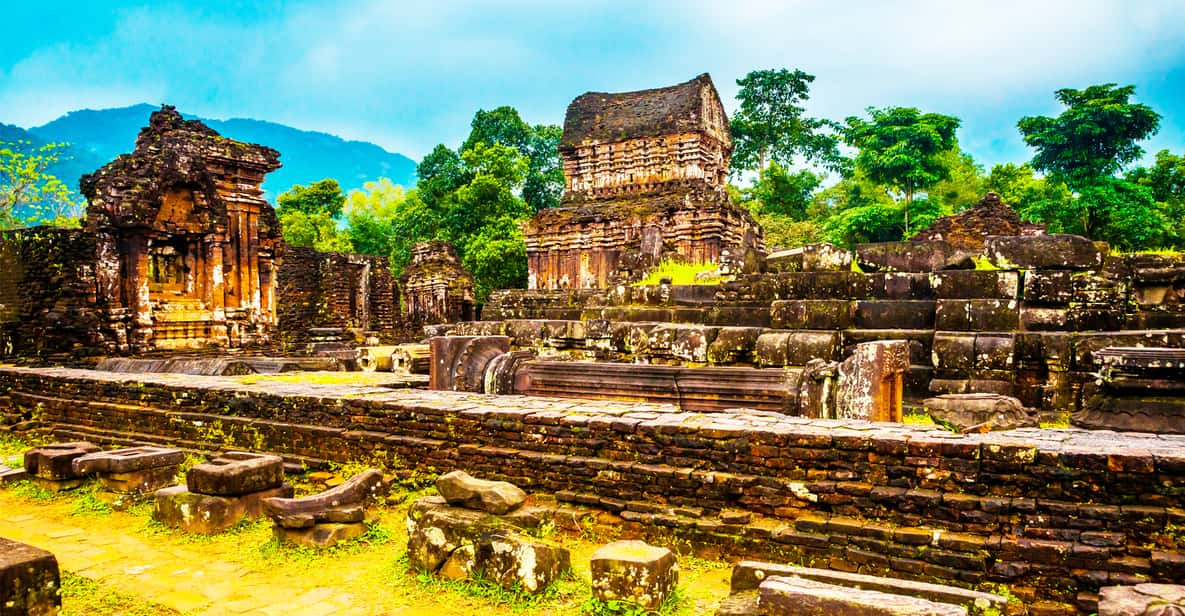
[60,572,179,616]
[633,260,723,286]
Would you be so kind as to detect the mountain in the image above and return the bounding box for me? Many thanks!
[19,103,417,199]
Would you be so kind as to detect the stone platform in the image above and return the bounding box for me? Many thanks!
[3,366,1185,613]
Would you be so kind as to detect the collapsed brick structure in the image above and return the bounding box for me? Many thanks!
[399,241,475,325]
[523,73,763,289]
[277,246,398,345]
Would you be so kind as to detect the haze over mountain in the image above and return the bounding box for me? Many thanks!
[4,104,417,200]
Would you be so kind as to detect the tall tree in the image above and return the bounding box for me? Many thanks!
[843,107,961,234]
[275,178,346,218]
[0,140,82,229]
[1017,84,1161,241]
[1127,150,1185,248]
[461,106,563,212]
[1018,84,1161,191]
[730,68,844,175]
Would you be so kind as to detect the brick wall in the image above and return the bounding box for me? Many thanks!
[2,366,1182,613]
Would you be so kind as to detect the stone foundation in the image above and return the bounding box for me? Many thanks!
[2,367,1184,612]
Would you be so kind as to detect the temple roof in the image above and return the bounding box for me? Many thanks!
[560,73,728,150]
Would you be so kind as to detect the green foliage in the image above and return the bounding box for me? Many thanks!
[730,68,844,174]
[843,106,961,234]
[0,140,84,229]
[581,587,687,615]
[461,215,528,300]
[1127,149,1185,248]
[69,484,114,517]
[985,163,1074,222]
[276,178,353,251]
[276,178,347,218]
[1016,84,1165,247]
[1018,83,1161,191]
[634,259,723,286]
[461,106,563,212]
[926,149,987,212]
[60,572,180,616]
[342,178,408,257]
[744,163,821,220]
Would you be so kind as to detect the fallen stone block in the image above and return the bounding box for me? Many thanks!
[0,464,27,485]
[71,446,186,493]
[436,470,526,515]
[590,540,678,611]
[1098,583,1185,616]
[923,394,1038,432]
[154,483,294,534]
[23,441,100,482]
[263,468,383,547]
[857,240,959,273]
[186,451,284,496]
[730,562,1005,614]
[474,530,570,594]
[986,233,1103,270]
[759,575,968,615]
[0,537,60,615]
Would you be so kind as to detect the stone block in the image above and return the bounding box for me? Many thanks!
[1022,270,1074,305]
[71,446,186,475]
[770,300,853,330]
[836,340,910,422]
[154,483,294,534]
[932,333,976,373]
[928,379,1015,396]
[503,320,545,346]
[853,300,936,329]
[924,394,1037,432]
[974,334,1015,371]
[23,441,100,481]
[1098,583,1185,616]
[986,234,1103,270]
[96,465,180,494]
[0,537,60,615]
[877,272,935,300]
[263,468,383,529]
[436,470,526,515]
[429,335,511,392]
[729,561,1006,612]
[1020,307,1071,331]
[590,540,679,611]
[934,299,1019,331]
[706,327,765,365]
[1068,305,1127,331]
[647,325,718,363]
[931,270,1019,299]
[274,522,367,548]
[1014,332,1073,370]
[755,331,841,367]
[766,243,852,273]
[857,240,958,273]
[474,531,570,594]
[843,329,933,365]
[758,576,968,615]
[0,465,27,484]
[186,451,283,496]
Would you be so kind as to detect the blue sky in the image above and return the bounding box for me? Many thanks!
[2,0,1184,171]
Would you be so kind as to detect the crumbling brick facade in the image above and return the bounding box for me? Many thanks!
[80,105,283,351]
[524,74,763,290]
[277,246,398,344]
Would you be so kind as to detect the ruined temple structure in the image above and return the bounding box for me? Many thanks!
[523,73,763,289]
[80,106,283,351]
[399,241,475,325]
[910,192,1045,252]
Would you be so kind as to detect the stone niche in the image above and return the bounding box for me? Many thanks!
[523,73,764,290]
[80,105,283,351]
[400,241,475,325]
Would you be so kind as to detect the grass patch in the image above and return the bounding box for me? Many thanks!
[60,571,179,616]
[69,485,113,517]
[582,587,687,616]
[11,479,59,501]
[404,557,585,613]
[0,432,37,460]
[634,260,724,286]
[903,412,936,427]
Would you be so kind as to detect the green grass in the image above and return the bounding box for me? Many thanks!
[634,260,724,286]
[60,572,179,615]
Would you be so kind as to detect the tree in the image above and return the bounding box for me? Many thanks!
[342,178,406,257]
[745,163,821,220]
[843,107,961,235]
[0,140,82,229]
[1127,150,1185,247]
[730,68,844,175]
[1017,84,1163,243]
[926,149,986,212]
[276,178,347,218]
[985,163,1074,225]
[461,106,563,212]
[1018,84,1160,192]
[276,179,350,251]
